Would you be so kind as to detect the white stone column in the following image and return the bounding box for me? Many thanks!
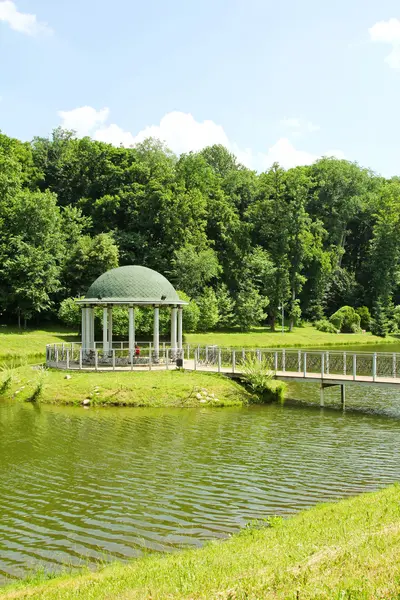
[81,307,86,350]
[177,306,183,350]
[153,306,159,359]
[129,306,135,355]
[171,306,177,356]
[107,307,113,352]
[103,307,108,353]
[88,307,95,349]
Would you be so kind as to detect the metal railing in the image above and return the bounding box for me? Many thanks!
[46,343,400,382]
[46,342,185,370]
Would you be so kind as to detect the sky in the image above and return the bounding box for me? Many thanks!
[1,0,400,175]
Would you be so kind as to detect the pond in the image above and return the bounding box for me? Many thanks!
[1,384,400,584]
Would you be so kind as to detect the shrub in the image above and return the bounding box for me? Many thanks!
[329,306,361,333]
[315,319,338,334]
[356,306,371,331]
[58,297,81,330]
[241,354,287,403]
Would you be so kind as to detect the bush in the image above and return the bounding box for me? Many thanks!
[241,354,287,403]
[58,297,81,330]
[315,319,338,334]
[329,306,361,333]
[356,306,371,331]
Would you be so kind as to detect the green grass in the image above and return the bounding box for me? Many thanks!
[2,485,400,599]
[0,365,252,407]
[0,325,78,361]
[0,323,397,365]
[186,323,399,348]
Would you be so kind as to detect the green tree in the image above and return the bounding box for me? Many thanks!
[62,233,119,297]
[196,288,219,331]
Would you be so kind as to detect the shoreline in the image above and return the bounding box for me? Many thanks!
[1,485,399,599]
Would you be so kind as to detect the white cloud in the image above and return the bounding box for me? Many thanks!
[58,106,109,137]
[57,107,344,171]
[93,123,136,147]
[369,18,400,68]
[132,111,230,153]
[281,117,320,135]
[0,0,52,35]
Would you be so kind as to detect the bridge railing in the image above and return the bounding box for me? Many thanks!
[194,347,400,382]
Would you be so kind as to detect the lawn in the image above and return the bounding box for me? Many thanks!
[0,322,397,365]
[0,325,78,361]
[2,484,400,599]
[0,366,252,407]
[186,323,399,348]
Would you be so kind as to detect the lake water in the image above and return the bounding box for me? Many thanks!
[1,382,400,585]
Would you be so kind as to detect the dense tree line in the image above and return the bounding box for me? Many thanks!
[1,127,399,334]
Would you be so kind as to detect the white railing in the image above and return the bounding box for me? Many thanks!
[45,343,400,381]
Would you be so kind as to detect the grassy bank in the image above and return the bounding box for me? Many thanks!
[0,366,253,407]
[186,323,399,348]
[2,485,400,599]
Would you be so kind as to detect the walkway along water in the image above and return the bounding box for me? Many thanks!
[47,343,400,408]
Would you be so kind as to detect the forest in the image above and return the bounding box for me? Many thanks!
[0,127,399,336]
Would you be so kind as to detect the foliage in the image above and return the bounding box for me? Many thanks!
[58,298,81,330]
[240,353,286,402]
[370,300,390,337]
[178,291,200,333]
[356,306,372,331]
[1,129,400,332]
[196,288,219,331]
[314,319,338,334]
[234,286,269,331]
[329,306,361,333]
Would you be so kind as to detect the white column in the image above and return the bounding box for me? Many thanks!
[81,307,86,350]
[103,307,108,352]
[129,306,135,354]
[107,307,113,351]
[85,307,90,351]
[153,306,159,359]
[177,306,183,350]
[171,307,177,354]
[88,307,95,349]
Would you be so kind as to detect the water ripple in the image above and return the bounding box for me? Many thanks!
[1,389,400,584]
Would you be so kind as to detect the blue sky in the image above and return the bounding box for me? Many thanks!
[1,0,400,174]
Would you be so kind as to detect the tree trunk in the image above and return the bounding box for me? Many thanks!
[17,309,21,330]
[270,315,276,332]
[23,316,27,330]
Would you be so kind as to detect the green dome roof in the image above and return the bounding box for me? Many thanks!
[84,266,181,304]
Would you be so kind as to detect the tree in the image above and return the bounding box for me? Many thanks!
[0,190,64,325]
[170,244,221,298]
[371,300,390,337]
[196,288,219,331]
[235,286,269,331]
[62,233,119,297]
